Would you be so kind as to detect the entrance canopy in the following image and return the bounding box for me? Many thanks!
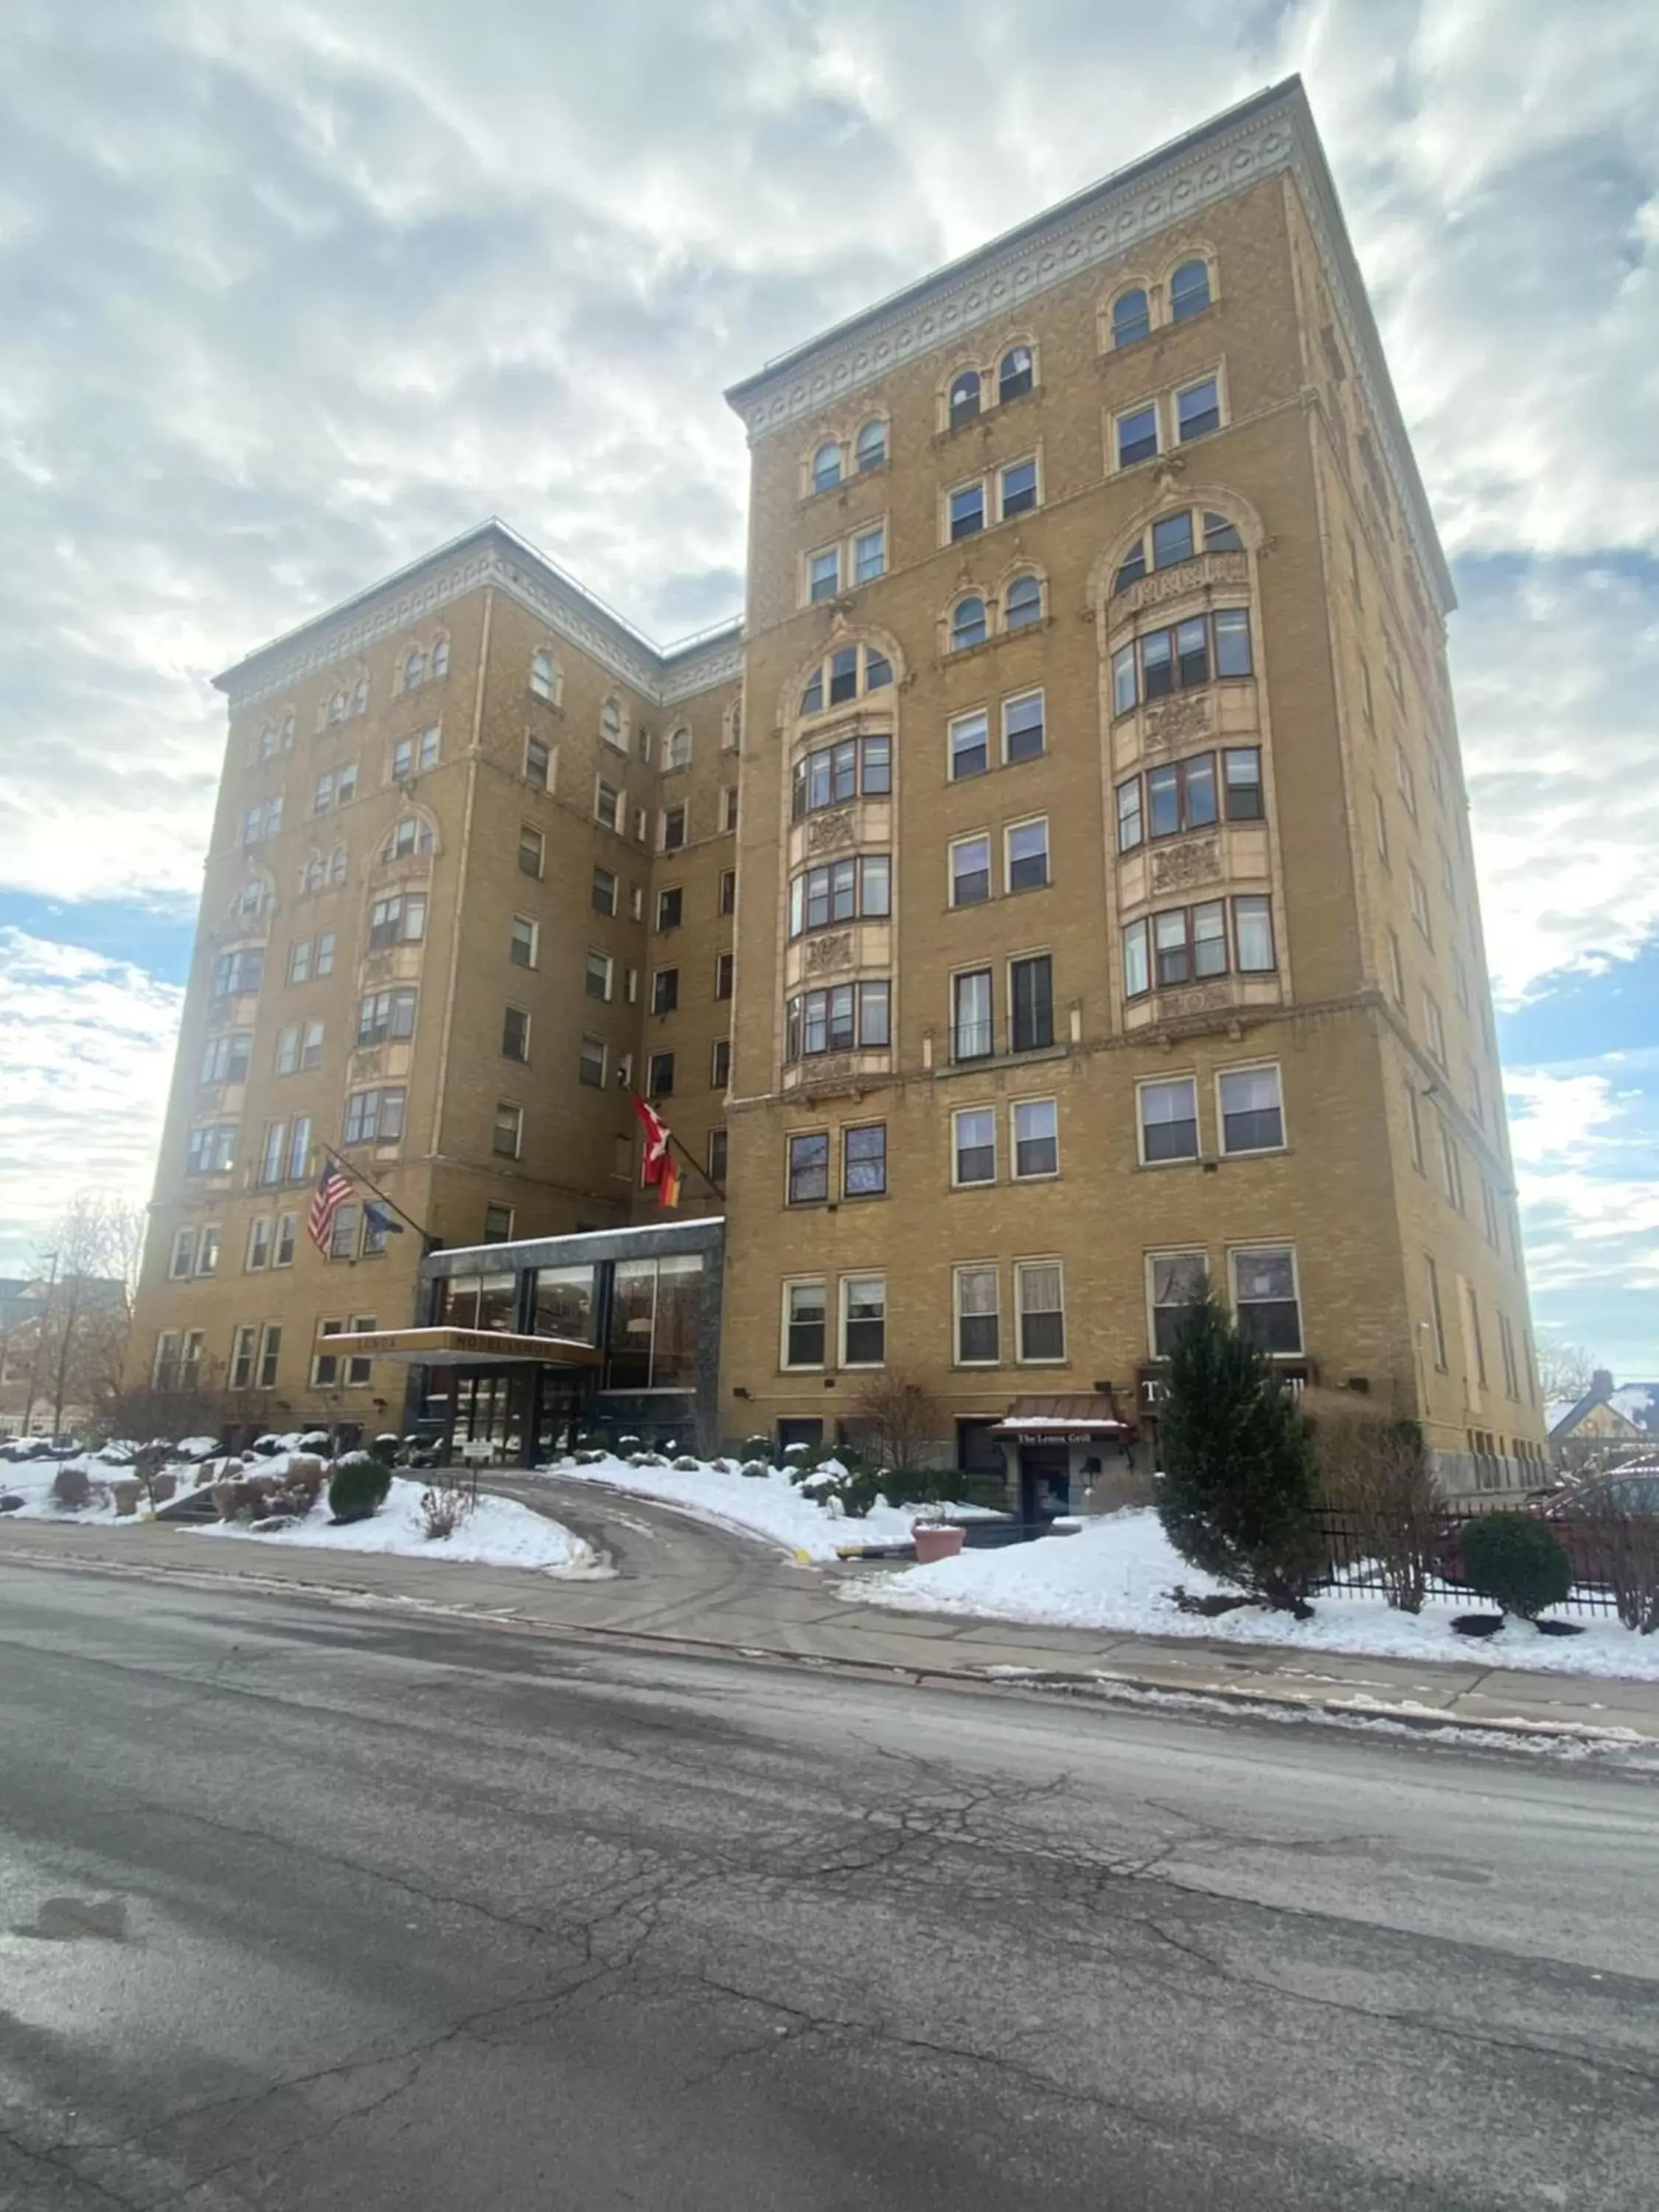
[314,1326,602,1368]
[990,1392,1130,1441]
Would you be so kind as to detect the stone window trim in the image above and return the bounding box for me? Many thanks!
[934,335,1040,434]
[1121,894,1276,998]
[937,567,1048,659]
[528,647,564,707]
[791,636,900,723]
[939,447,1043,548]
[800,517,888,606]
[1096,246,1219,353]
[798,415,891,499]
[1107,361,1228,476]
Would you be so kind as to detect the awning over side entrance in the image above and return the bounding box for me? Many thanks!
[990,1392,1132,1441]
[312,1327,602,1368]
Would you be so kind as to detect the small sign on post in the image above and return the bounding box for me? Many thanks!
[459,1438,495,1465]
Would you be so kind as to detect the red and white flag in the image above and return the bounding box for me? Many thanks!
[306,1163,354,1254]
[629,1093,682,1209]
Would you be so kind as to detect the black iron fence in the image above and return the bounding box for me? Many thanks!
[1310,1504,1621,1619]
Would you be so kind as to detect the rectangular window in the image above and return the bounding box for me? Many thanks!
[1232,1246,1301,1354]
[525,735,551,789]
[1151,901,1226,988]
[1406,1079,1425,1172]
[714,950,734,1000]
[852,525,886,584]
[1439,1118,1464,1210]
[719,869,736,916]
[356,987,417,1046]
[246,1217,271,1272]
[595,781,622,831]
[502,1006,529,1062]
[1387,928,1406,1006]
[651,967,678,1015]
[212,947,264,998]
[950,710,989,781]
[720,787,739,832]
[788,1133,830,1205]
[710,1037,731,1088]
[647,1051,675,1098]
[1425,1255,1449,1369]
[578,1035,606,1088]
[841,1275,886,1366]
[195,1225,221,1276]
[493,1102,523,1159]
[655,886,682,931]
[948,481,985,541]
[229,1324,257,1391]
[328,1203,359,1262]
[784,1280,827,1368]
[1139,1077,1199,1164]
[1425,992,1448,1066]
[272,1214,296,1267]
[1396,744,1418,819]
[582,949,613,1003]
[1177,376,1220,442]
[1016,1262,1065,1362]
[1123,919,1150,998]
[662,804,686,852]
[510,915,538,967]
[1012,1097,1058,1179]
[1150,1252,1207,1357]
[953,1105,996,1185]
[343,1087,405,1144]
[1152,511,1194,568]
[200,1031,251,1085]
[808,547,840,601]
[955,1265,1000,1365]
[1009,954,1053,1051]
[257,1121,285,1186]
[1371,787,1390,866]
[950,834,992,906]
[1116,403,1158,468]
[1003,691,1044,764]
[591,867,617,917]
[1223,746,1262,819]
[1004,818,1049,893]
[1408,866,1433,942]
[1232,896,1276,973]
[844,1123,887,1198]
[299,1019,324,1070]
[1219,1065,1284,1153]
[1464,1281,1489,1390]
[1214,608,1252,677]
[518,824,545,878]
[1116,776,1144,852]
[1498,1311,1520,1399]
[287,1116,311,1180]
[169,1228,195,1279]
[257,1324,282,1389]
[313,933,334,978]
[1112,644,1138,717]
[708,1128,728,1183]
[275,1023,299,1075]
[952,970,992,1061]
[999,457,1037,519]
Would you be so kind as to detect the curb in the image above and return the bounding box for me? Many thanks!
[1,1539,1649,1756]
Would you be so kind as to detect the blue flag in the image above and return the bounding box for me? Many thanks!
[364,1200,406,1237]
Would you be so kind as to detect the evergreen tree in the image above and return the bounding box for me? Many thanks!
[1155,1288,1324,1613]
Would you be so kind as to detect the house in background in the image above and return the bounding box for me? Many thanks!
[1545,1371,1655,1472]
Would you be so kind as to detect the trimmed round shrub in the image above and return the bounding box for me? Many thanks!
[1460,1513,1571,1621]
[327,1455,394,1525]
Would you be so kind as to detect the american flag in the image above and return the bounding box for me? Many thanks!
[306,1163,354,1255]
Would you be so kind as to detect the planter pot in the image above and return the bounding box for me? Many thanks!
[913,1524,966,1565]
[110,1478,141,1517]
[150,1473,177,1503]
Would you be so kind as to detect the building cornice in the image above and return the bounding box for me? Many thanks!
[725,77,1453,614]
[215,523,743,713]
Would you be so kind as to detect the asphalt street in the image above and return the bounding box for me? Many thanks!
[1,1562,1655,2211]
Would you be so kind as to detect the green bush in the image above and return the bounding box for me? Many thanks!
[1459,1513,1571,1621]
[1156,1289,1325,1614]
[327,1455,394,1525]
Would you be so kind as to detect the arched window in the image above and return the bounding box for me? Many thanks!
[1004,573,1043,632]
[529,649,555,701]
[812,442,843,493]
[430,637,449,679]
[328,689,347,725]
[351,675,369,715]
[1203,510,1243,552]
[383,817,434,863]
[855,418,887,472]
[999,346,1034,402]
[950,597,987,652]
[798,641,894,717]
[403,650,425,690]
[279,712,295,748]
[600,697,623,745]
[328,846,348,886]
[668,726,692,770]
[1170,259,1211,321]
[302,855,324,894]
[1111,288,1150,348]
[948,370,981,428]
[1114,507,1246,595]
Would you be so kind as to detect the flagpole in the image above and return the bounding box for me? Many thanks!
[321,1146,434,1247]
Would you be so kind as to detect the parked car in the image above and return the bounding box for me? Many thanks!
[1439,1466,1659,1590]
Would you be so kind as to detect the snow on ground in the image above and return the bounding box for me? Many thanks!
[539,1453,997,1562]
[194,1477,597,1574]
[849,1508,1659,1682]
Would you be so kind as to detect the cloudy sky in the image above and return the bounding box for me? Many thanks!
[1,0,1655,1369]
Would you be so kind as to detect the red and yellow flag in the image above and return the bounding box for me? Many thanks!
[630,1093,681,1209]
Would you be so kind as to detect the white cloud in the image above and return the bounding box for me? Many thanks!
[0,931,182,1269]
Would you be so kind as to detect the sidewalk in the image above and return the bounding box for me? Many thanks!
[4,1516,1657,1745]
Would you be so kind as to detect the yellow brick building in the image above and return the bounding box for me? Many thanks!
[129,79,1545,1498]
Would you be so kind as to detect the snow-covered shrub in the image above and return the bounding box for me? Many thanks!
[739,1461,769,1479]
[618,1435,641,1450]
[50,1464,94,1512]
[672,1455,701,1472]
[627,1450,668,1467]
[573,1447,608,1466]
[250,1435,283,1459]
[328,1455,394,1524]
[1461,1514,1571,1624]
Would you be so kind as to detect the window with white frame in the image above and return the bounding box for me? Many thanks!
[950,710,989,779]
[953,1105,996,1185]
[585,949,613,1001]
[1113,508,1242,594]
[783,1279,827,1368]
[600,698,625,750]
[595,780,623,832]
[1149,1251,1207,1357]
[368,891,426,949]
[667,726,692,771]
[950,834,992,906]
[1231,1246,1301,1353]
[1176,376,1220,442]
[212,946,264,999]
[579,1036,606,1089]
[797,641,893,718]
[954,1265,1000,1364]
[1004,692,1044,764]
[1012,1097,1057,1178]
[720,786,739,832]
[1139,1077,1198,1163]
[391,726,440,779]
[787,854,889,937]
[1000,345,1034,401]
[999,457,1037,518]
[168,1227,195,1279]
[947,480,985,541]
[1424,991,1448,1066]
[811,440,842,493]
[1110,286,1150,347]
[1115,403,1159,468]
[950,597,987,653]
[1005,572,1043,631]
[509,915,538,968]
[651,967,678,1015]
[1218,1065,1284,1154]
[186,1123,237,1175]
[947,369,981,428]
[501,1006,529,1063]
[493,1102,523,1159]
[246,1217,271,1272]
[1016,1262,1065,1362]
[807,546,841,602]
[952,969,992,1061]
[529,650,560,703]
[841,1275,886,1366]
[1169,258,1211,319]
[855,417,886,471]
[519,824,546,879]
[591,868,616,917]
[852,524,886,585]
[1004,817,1049,893]
[524,734,552,789]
